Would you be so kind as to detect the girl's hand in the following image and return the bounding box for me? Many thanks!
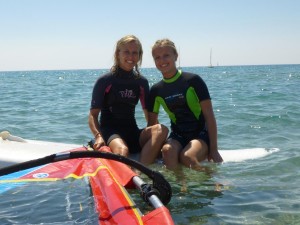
[93,135,105,150]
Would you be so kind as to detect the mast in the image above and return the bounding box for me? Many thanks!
[209,48,213,68]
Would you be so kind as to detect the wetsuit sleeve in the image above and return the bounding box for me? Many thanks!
[90,75,109,109]
[147,84,160,113]
[190,75,211,101]
[139,78,150,109]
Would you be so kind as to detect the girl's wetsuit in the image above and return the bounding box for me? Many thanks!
[147,70,211,147]
[90,68,149,153]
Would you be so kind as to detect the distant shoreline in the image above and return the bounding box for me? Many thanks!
[1,63,299,73]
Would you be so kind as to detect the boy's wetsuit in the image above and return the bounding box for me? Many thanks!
[147,70,211,147]
[90,68,149,153]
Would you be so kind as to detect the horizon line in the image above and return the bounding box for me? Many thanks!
[1,63,299,73]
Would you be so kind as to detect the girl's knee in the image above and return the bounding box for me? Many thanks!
[113,146,129,157]
[161,144,175,156]
[151,124,169,140]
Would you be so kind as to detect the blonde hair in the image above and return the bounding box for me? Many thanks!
[111,35,143,76]
[152,38,178,57]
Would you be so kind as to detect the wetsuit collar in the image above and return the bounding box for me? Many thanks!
[163,70,182,83]
[115,67,135,78]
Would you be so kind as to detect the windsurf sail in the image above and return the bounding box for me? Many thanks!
[0,145,174,225]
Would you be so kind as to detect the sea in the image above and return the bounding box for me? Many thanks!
[0,65,299,225]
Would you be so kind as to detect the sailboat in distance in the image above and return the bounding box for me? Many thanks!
[208,48,214,68]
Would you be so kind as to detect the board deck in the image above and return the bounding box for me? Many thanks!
[0,131,279,168]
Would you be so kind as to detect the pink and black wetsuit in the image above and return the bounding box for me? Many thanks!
[90,68,149,153]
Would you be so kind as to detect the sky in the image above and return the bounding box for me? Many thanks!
[1,0,300,71]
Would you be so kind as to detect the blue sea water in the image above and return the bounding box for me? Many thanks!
[0,65,300,224]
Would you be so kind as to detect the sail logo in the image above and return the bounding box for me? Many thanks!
[33,173,49,178]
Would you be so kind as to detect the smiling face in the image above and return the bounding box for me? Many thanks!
[111,35,143,74]
[152,45,178,79]
[117,41,141,72]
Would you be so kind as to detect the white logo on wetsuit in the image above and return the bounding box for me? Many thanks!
[119,89,136,98]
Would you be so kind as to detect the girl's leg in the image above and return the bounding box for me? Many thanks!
[108,135,130,157]
[161,139,182,170]
[139,124,168,165]
[180,139,208,169]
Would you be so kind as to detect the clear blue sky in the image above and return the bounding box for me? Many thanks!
[1,0,299,71]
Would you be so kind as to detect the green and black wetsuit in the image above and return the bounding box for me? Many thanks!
[148,70,211,147]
